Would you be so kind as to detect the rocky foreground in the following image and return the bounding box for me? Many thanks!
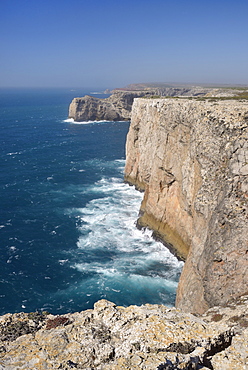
[0,297,247,369]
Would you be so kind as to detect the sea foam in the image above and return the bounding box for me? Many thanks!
[63,118,111,124]
[64,167,183,308]
[63,118,128,124]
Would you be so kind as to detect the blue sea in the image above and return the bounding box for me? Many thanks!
[0,88,183,315]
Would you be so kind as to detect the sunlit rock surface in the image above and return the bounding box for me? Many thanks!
[125,98,248,314]
[0,297,247,369]
[68,91,152,122]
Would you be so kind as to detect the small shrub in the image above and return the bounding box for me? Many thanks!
[46,316,70,330]
[164,341,196,354]
[28,311,48,323]
[211,313,223,322]
[229,315,248,328]
[0,321,33,342]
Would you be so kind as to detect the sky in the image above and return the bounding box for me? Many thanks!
[0,0,248,88]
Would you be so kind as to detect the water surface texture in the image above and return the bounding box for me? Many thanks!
[0,88,183,314]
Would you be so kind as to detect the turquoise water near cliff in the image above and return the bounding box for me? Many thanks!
[0,88,183,315]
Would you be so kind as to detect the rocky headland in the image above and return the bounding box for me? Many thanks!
[0,86,247,369]
[68,91,153,122]
[68,84,224,122]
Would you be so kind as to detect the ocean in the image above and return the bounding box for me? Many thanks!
[0,88,183,315]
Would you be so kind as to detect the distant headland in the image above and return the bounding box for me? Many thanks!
[68,82,248,122]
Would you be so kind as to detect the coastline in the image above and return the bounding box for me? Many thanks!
[0,86,247,368]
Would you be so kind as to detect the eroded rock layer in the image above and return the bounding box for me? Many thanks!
[0,297,247,369]
[68,91,153,122]
[68,85,221,122]
[124,98,248,314]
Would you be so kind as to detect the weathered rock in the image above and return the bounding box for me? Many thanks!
[68,85,233,122]
[0,297,247,369]
[114,83,220,98]
[68,91,153,122]
[124,97,248,314]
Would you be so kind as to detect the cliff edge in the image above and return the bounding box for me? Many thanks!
[68,91,153,122]
[68,85,218,122]
[124,97,248,314]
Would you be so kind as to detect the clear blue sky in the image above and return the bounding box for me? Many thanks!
[1,0,247,88]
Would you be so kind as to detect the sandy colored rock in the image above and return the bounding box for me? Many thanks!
[68,91,154,122]
[68,85,241,122]
[0,297,247,369]
[124,97,248,314]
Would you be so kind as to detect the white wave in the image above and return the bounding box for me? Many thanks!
[63,118,110,124]
[51,266,178,309]
[58,259,69,265]
[6,151,22,156]
[57,159,183,307]
[63,118,128,124]
[63,118,90,124]
[73,263,178,288]
[63,118,76,123]
[69,176,182,286]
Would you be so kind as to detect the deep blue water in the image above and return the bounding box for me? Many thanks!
[0,88,183,315]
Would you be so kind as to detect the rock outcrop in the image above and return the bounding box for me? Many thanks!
[68,85,223,122]
[0,297,247,369]
[124,97,248,314]
[68,91,153,122]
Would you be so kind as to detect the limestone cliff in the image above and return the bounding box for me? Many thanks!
[0,297,247,369]
[124,97,248,314]
[68,85,218,122]
[68,91,153,122]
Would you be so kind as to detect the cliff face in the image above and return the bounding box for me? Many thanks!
[124,98,248,314]
[68,85,220,122]
[68,91,152,122]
